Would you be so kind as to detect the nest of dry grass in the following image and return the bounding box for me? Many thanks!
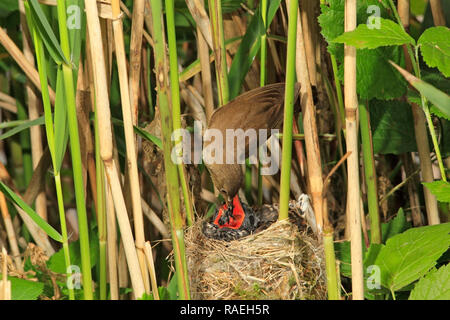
[185,218,326,300]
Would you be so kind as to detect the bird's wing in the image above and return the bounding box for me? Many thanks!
[207,82,300,160]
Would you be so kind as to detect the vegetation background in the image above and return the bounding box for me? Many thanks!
[0,0,449,300]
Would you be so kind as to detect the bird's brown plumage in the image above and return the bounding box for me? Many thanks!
[203,82,301,202]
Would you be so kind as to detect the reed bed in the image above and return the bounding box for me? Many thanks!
[0,0,448,301]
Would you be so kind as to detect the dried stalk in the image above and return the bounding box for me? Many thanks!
[0,162,54,256]
[186,0,213,49]
[106,184,119,300]
[0,248,11,300]
[129,0,146,125]
[0,192,22,271]
[397,0,440,225]
[84,0,145,298]
[208,0,229,105]
[291,1,324,233]
[0,27,55,104]
[144,241,159,300]
[401,154,423,226]
[429,0,446,26]
[344,0,364,300]
[111,0,151,294]
[197,26,215,123]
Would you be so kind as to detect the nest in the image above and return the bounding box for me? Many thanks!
[185,218,327,300]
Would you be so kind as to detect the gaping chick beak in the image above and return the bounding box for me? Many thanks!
[213,195,246,229]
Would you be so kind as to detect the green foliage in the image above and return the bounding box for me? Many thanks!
[407,72,450,121]
[336,211,449,299]
[27,0,67,65]
[47,226,99,274]
[0,116,45,141]
[375,223,450,293]
[0,0,18,18]
[319,0,407,100]
[418,26,450,77]
[333,18,415,49]
[442,119,450,158]
[409,264,450,300]
[423,181,450,203]
[228,0,281,98]
[369,99,417,154]
[408,77,450,119]
[54,68,69,173]
[354,47,407,100]
[0,276,44,300]
[335,240,352,278]
[381,208,411,243]
[0,182,63,242]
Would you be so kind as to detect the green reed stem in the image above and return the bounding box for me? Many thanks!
[359,101,381,244]
[257,0,268,206]
[324,230,340,300]
[150,0,190,299]
[330,54,345,130]
[55,173,74,300]
[24,2,74,299]
[165,0,195,226]
[56,0,93,299]
[278,0,298,220]
[94,104,107,300]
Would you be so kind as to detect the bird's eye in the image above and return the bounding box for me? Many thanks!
[220,188,227,195]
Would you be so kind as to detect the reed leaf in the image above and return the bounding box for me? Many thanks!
[28,0,67,65]
[0,116,44,140]
[0,182,62,242]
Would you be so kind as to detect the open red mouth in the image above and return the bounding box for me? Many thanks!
[213,195,245,229]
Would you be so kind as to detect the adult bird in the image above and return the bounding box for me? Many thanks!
[203,82,301,230]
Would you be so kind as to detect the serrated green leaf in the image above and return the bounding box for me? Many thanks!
[0,182,63,242]
[418,26,450,77]
[369,99,417,154]
[423,181,450,203]
[355,46,407,99]
[382,208,411,243]
[319,1,407,100]
[375,223,450,292]
[333,18,415,49]
[319,0,389,59]
[409,264,450,300]
[0,276,44,300]
[318,0,345,60]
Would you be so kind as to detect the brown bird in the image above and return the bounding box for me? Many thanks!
[203,82,301,228]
